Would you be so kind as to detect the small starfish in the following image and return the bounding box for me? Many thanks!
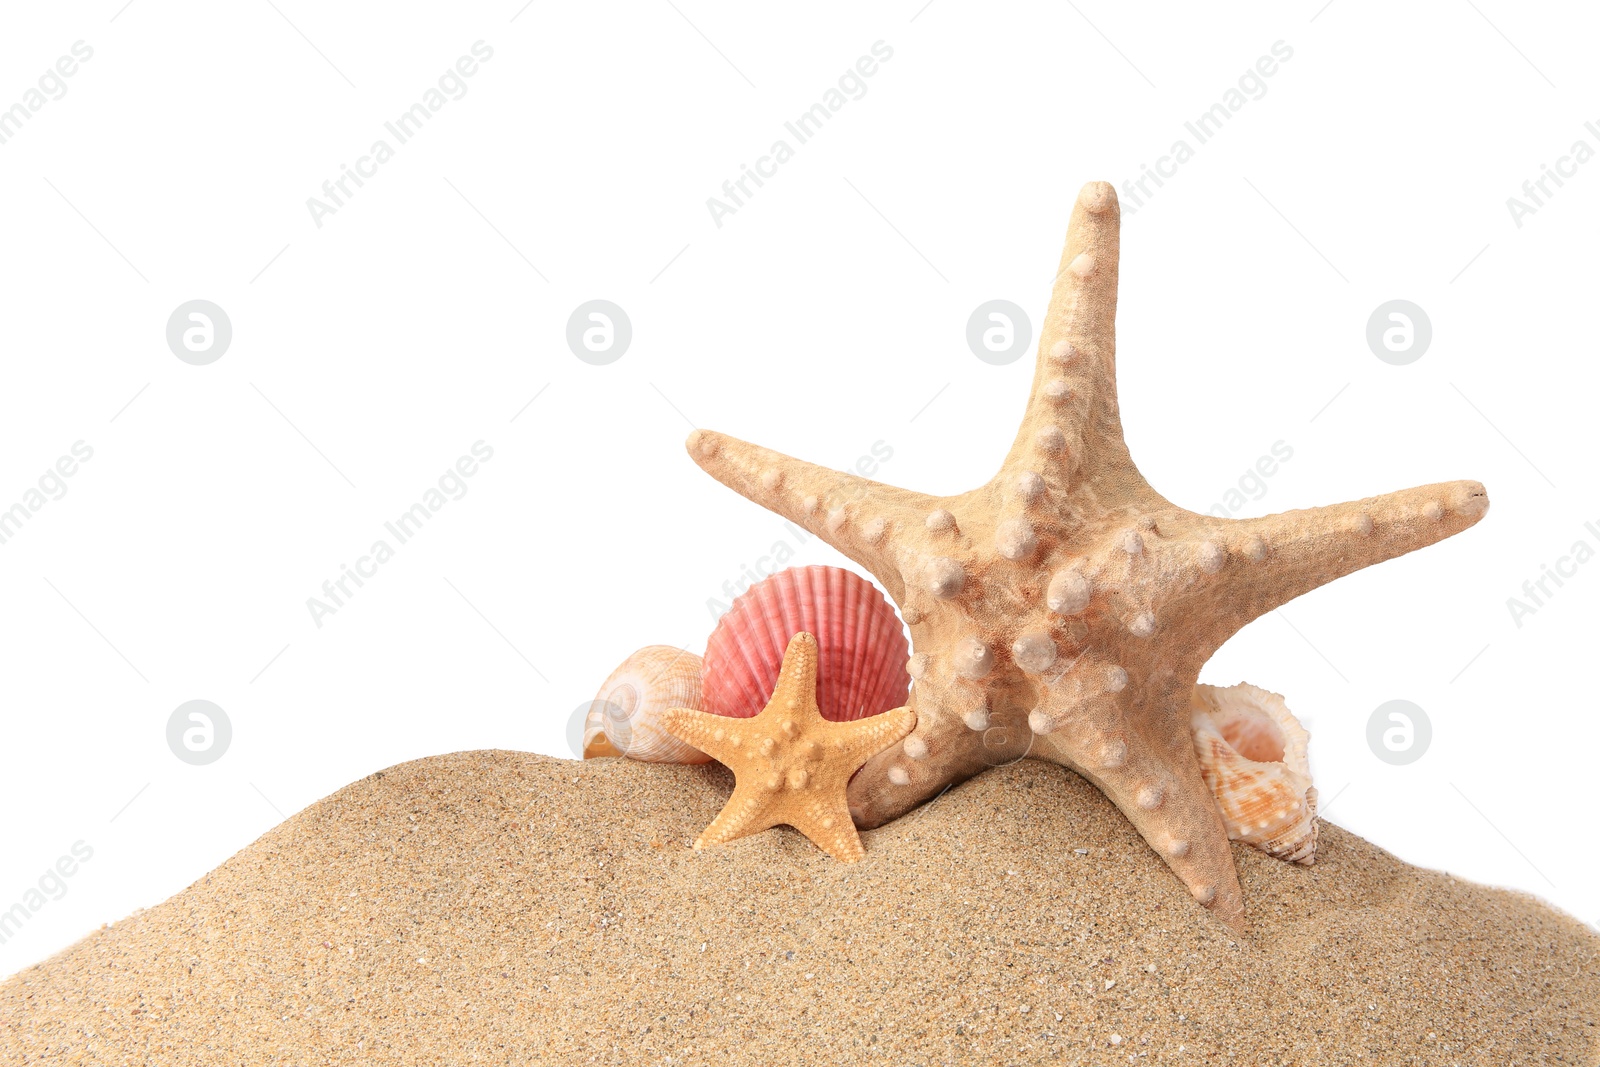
[683,182,1489,927]
[662,632,915,863]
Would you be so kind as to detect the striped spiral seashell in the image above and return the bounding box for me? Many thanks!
[1191,682,1318,865]
[591,646,713,764]
[581,704,623,759]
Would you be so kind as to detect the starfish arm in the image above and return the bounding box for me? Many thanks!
[824,705,918,767]
[787,801,867,863]
[770,628,821,708]
[1030,686,1246,931]
[847,671,1027,829]
[1001,182,1150,503]
[694,784,786,850]
[1206,479,1489,629]
[793,707,913,861]
[660,706,734,763]
[687,429,936,596]
[658,709,786,848]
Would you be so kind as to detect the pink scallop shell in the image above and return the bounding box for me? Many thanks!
[703,566,910,722]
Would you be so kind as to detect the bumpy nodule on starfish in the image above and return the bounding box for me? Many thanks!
[684,182,1488,928]
[662,632,915,863]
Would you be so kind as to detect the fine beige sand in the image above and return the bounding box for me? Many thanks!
[2,751,1597,1065]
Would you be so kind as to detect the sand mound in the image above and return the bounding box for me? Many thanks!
[3,752,1596,1065]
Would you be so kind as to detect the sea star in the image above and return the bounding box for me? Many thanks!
[662,632,916,863]
[683,182,1489,926]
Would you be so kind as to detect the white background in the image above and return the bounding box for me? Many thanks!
[1,1,1595,974]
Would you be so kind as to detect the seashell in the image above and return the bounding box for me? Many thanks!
[703,565,910,722]
[592,646,713,764]
[581,704,623,759]
[1191,682,1317,865]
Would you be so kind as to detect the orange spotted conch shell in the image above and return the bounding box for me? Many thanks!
[1191,682,1317,865]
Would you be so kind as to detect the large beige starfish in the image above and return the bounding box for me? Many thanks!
[662,632,916,863]
[683,182,1489,927]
